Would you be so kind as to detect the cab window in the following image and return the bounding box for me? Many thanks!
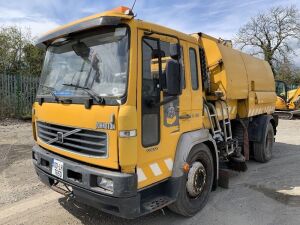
[189,48,199,90]
[142,38,160,147]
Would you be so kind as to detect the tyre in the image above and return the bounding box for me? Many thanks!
[168,143,214,217]
[253,122,274,163]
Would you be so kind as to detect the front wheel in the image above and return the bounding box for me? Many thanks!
[168,143,214,217]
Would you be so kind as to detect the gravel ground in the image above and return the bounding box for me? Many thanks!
[0,119,299,225]
[0,119,47,207]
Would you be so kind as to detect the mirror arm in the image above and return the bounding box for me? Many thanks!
[155,96,177,107]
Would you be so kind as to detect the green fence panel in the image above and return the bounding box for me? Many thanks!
[0,74,39,119]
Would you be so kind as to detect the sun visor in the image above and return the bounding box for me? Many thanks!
[36,16,122,49]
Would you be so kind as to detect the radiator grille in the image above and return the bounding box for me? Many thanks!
[37,121,107,157]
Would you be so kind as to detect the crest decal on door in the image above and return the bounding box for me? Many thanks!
[164,97,179,127]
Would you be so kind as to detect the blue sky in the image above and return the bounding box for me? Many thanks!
[0,0,299,63]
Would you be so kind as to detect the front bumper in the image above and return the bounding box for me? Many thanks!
[32,145,139,218]
[32,145,180,218]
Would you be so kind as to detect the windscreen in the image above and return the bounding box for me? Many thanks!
[37,26,129,102]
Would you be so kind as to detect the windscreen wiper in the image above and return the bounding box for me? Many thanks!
[62,83,104,104]
[39,84,59,102]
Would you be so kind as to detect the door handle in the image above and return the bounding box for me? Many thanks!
[179,114,191,119]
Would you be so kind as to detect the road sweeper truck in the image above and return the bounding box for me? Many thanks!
[32,6,278,218]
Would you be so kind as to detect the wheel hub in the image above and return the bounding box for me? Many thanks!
[186,161,207,198]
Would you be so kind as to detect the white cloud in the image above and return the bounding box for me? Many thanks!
[0,0,299,64]
[133,0,300,69]
[0,7,60,38]
[293,50,300,67]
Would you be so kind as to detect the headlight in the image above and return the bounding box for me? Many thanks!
[97,177,114,192]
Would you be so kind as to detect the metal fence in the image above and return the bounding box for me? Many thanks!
[0,74,39,119]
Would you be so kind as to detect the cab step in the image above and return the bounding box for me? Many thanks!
[142,196,174,212]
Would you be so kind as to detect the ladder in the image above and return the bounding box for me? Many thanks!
[216,100,234,155]
[204,100,235,156]
[203,102,222,139]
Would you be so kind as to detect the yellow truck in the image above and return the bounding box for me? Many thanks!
[275,80,300,119]
[32,6,278,218]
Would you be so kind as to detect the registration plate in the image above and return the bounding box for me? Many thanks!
[52,159,64,179]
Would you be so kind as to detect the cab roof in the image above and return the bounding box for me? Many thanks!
[36,6,198,48]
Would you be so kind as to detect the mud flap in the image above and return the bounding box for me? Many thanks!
[218,168,239,189]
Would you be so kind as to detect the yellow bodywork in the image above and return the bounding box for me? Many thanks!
[33,8,276,190]
[287,87,300,110]
[193,33,276,121]
[275,96,289,110]
[275,86,300,111]
[33,103,120,169]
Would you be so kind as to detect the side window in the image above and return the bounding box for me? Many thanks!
[189,48,199,90]
[142,38,160,147]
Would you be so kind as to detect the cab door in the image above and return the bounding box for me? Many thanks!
[136,29,191,188]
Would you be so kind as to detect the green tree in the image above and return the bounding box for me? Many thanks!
[23,43,44,76]
[0,26,44,76]
[235,5,300,75]
[276,58,300,85]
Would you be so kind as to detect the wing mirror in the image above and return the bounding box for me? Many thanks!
[165,43,182,96]
[165,59,181,96]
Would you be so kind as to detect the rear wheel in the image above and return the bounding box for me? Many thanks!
[253,123,274,163]
[168,144,214,216]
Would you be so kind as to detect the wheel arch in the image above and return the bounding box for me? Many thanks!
[171,129,219,190]
[248,114,277,142]
[203,140,218,190]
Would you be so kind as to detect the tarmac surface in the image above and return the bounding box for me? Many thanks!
[0,119,299,225]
